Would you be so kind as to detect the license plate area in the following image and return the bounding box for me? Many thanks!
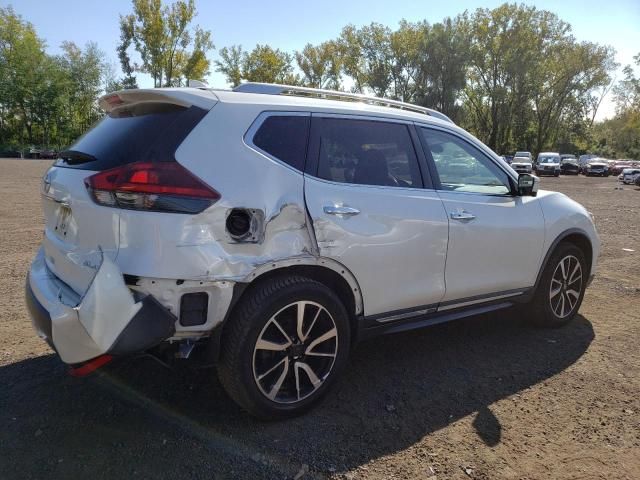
[54,204,72,239]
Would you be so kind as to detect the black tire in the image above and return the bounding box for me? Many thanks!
[217,275,351,419]
[526,242,587,327]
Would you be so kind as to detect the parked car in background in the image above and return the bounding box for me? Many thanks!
[24,83,600,418]
[622,168,640,184]
[27,146,42,159]
[503,155,514,164]
[512,151,533,173]
[584,158,609,177]
[579,154,597,171]
[560,157,580,175]
[535,152,561,176]
[39,149,58,159]
[636,175,640,187]
[610,160,633,176]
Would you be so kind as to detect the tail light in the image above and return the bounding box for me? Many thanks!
[84,161,220,214]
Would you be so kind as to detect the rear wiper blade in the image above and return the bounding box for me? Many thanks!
[59,150,97,165]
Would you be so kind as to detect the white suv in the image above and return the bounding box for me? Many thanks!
[26,83,599,418]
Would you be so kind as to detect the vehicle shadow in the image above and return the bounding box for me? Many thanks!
[0,311,594,477]
[107,310,594,472]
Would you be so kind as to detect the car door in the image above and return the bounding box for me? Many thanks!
[304,115,449,318]
[417,125,545,304]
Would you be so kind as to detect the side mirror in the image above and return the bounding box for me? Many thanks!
[517,173,539,197]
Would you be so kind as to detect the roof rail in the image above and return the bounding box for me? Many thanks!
[232,82,454,123]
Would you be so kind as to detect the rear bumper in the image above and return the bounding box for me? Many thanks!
[26,247,176,364]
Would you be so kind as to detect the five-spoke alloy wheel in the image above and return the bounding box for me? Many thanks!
[218,275,350,419]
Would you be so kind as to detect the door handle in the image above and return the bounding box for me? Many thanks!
[450,210,476,221]
[323,205,360,216]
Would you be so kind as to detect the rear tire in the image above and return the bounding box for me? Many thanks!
[526,242,587,328]
[217,275,351,419]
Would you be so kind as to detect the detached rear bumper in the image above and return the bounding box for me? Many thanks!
[26,248,176,365]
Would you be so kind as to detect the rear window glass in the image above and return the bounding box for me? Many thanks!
[252,115,310,171]
[56,104,207,170]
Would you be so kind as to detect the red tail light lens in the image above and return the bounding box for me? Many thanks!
[84,162,220,214]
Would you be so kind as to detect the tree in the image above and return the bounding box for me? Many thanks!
[412,18,469,119]
[613,53,640,114]
[295,41,341,89]
[215,44,298,86]
[460,4,615,155]
[0,6,49,146]
[215,45,243,87]
[117,0,213,87]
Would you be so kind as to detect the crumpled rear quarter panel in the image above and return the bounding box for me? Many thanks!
[116,101,314,282]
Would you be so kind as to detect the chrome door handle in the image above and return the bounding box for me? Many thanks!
[450,210,475,221]
[323,205,360,216]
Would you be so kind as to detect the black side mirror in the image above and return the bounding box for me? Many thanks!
[517,173,539,197]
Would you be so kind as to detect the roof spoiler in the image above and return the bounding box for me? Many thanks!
[99,89,217,113]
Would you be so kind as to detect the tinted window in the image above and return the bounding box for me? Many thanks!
[56,104,207,171]
[315,118,422,188]
[252,115,310,170]
[420,128,511,195]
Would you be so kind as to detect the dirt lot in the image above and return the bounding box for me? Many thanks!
[1,159,638,479]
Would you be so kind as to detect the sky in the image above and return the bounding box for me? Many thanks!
[3,0,639,120]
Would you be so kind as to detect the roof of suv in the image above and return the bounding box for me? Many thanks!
[209,88,452,126]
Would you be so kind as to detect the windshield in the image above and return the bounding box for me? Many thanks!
[561,159,578,164]
[515,152,530,158]
[539,156,559,164]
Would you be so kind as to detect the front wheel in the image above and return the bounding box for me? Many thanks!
[526,242,587,327]
[218,275,351,419]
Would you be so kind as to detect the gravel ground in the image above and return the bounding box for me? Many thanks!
[1,159,638,479]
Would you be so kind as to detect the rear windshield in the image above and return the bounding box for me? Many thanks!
[55,103,207,170]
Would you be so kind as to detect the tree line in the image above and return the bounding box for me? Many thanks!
[1,1,638,159]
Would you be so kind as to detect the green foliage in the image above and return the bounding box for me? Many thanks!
[117,0,213,87]
[593,53,640,158]
[459,3,616,155]
[216,44,298,86]
[296,41,341,90]
[1,1,634,160]
[0,7,107,150]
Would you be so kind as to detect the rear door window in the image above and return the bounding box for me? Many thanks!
[312,117,422,188]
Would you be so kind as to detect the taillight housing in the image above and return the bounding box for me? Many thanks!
[84,161,220,214]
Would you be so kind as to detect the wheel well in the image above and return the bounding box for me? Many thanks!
[561,233,593,271]
[209,265,360,362]
[246,265,358,321]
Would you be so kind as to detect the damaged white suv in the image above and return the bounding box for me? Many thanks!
[26,83,599,418]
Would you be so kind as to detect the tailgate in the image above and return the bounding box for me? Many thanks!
[42,166,119,296]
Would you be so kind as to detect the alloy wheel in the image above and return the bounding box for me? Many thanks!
[252,301,338,404]
[549,254,583,318]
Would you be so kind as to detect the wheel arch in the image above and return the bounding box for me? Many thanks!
[206,257,364,362]
[534,228,593,292]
